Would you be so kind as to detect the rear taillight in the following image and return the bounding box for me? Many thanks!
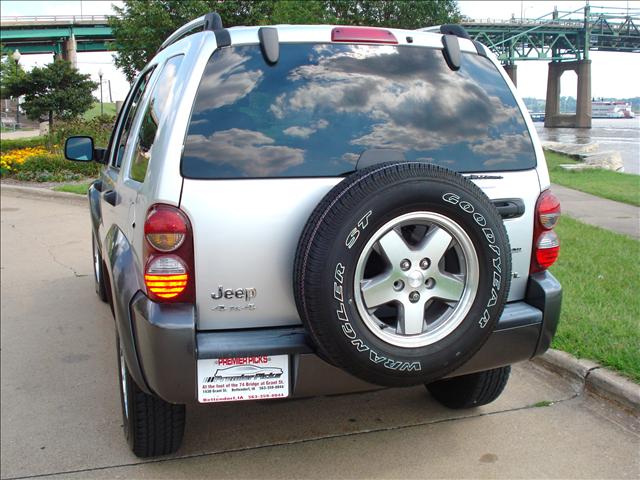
[331,27,398,44]
[531,190,561,273]
[143,204,194,303]
[144,206,187,251]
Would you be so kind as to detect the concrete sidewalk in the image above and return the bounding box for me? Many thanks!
[0,129,40,140]
[552,184,640,239]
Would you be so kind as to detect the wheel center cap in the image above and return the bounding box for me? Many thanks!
[407,270,424,288]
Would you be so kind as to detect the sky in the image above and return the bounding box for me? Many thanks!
[2,0,639,101]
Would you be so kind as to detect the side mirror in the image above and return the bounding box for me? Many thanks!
[65,136,94,162]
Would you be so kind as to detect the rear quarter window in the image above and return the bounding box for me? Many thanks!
[182,43,536,179]
[129,55,183,183]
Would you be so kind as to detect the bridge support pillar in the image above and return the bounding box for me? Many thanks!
[503,64,517,86]
[575,60,592,128]
[544,60,591,128]
[61,34,77,68]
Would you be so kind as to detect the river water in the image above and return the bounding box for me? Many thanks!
[535,118,640,174]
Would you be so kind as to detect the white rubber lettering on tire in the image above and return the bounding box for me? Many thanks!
[442,192,505,329]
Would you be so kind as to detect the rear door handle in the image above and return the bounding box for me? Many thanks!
[492,198,525,219]
[103,190,118,206]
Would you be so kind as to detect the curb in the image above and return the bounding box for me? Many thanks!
[532,349,639,414]
[1,184,86,206]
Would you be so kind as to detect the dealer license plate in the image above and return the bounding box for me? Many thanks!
[197,355,289,403]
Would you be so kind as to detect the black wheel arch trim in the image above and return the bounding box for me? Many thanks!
[88,180,102,240]
[104,224,152,395]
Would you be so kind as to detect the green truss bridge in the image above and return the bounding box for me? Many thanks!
[461,4,640,128]
[0,15,112,62]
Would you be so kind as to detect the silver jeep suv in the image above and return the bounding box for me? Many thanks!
[65,13,562,458]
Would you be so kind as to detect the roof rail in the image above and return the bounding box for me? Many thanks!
[417,25,441,33]
[158,12,224,52]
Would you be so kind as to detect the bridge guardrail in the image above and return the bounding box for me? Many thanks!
[0,15,113,25]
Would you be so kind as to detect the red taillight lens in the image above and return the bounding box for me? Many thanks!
[145,205,188,252]
[331,27,398,44]
[531,190,561,273]
[537,190,561,230]
[143,204,194,303]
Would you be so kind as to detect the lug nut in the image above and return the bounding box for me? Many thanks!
[425,278,435,289]
[419,258,430,269]
[393,280,405,291]
[409,291,420,303]
[400,259,411,271]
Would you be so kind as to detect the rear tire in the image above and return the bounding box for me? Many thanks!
[117,336,185,457]
[426,366,511,409]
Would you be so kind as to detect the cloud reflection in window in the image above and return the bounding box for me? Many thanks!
[185,129,304,177]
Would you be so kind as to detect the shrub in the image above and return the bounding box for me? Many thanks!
[3,153,101,181]
[0,116,113,180]
[0,147,49,174]
[49,115,115,149]
[1,116,115,156]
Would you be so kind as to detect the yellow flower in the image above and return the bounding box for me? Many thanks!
[0,147,48,172]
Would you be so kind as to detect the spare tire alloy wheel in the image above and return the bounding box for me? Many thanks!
[354,211,479,348]
[294,162,511,387]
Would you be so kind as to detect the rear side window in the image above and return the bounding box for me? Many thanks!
[112,68,154,168]
[182,43,536,179]
[129,55,183,183]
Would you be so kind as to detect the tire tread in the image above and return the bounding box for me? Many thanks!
[126,368,185,457]
[427,366,511,409]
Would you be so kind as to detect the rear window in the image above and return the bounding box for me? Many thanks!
[182,43,536,179]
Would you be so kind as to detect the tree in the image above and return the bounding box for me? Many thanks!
[109,0,460,82]
[109,0,273,82]
[327,0,460,29]
[11,60,97,129]
[0,47,27,99]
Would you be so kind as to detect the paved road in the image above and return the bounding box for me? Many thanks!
[1,191,639,479]
[552,184,640,239]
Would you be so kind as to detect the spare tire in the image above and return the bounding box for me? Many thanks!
[294,162,511,387]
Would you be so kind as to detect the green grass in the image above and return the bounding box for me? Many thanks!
[551,216,640,382]
[83,102,116,120]
[53,183,90,195]
[545,150,640,206]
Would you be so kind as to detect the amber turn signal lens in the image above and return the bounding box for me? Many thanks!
[144,206,188,252]
[146,232,185,252]
[144,256,188,299]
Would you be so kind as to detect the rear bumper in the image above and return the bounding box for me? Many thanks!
[130,271,562,404]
